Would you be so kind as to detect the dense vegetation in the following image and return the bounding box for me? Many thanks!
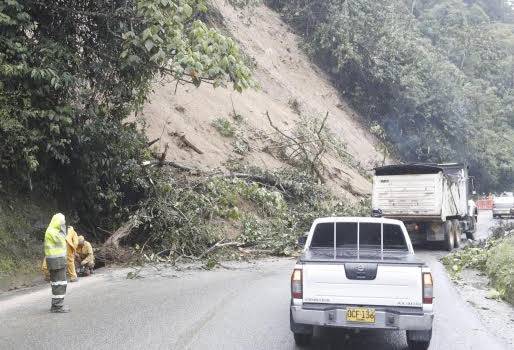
[0,0,252,234]
[0,195,53,288]
[443,223,514,304]
[129,168,370,259]
[1,0,366,268]
[2,0,513,270]
[267,0,514,191]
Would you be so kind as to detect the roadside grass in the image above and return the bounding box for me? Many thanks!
[485,235,514,304]
[442,223,514,304]
[0,195,54,291]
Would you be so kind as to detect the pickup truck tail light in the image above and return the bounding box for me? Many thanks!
[422,272,433,304]
[291,269,303,299]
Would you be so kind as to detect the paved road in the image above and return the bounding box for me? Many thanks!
[0,211,510,350]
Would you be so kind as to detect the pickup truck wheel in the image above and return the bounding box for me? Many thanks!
[407,339,430,350]
[452,219,461,248]
[407,330,432,350]
[293,333,312,347]
[443,221,454,251]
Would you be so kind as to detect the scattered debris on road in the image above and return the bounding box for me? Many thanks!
[442,222,514,305]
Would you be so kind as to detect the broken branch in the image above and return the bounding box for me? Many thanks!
[146,138,160,147]
[179,134,203,154]
[104,221,136,247]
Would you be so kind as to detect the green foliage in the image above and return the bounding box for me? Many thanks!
[0,256,15,274]
[212,117,236,137]
[129,168,371,257]
[0,200,36,274]
[0,0,252,232]
[442,224,514,304]
[486,235,514,304]
[267,0,514,191]
[228,0,262,8]
[266,112,367,180]
[66,116,151,230]
[122,0,253,91]
[232,137,250,154]
[441,246,489,277]
[0,196,53,289]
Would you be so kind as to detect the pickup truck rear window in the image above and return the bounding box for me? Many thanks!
[310,222,407,250]
[336,222,358,246]
[310,223,334,247]
[382,224,407,249]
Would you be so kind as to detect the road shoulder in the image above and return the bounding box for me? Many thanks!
[452,268,514,348]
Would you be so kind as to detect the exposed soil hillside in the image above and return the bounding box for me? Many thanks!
[142,2,381,197]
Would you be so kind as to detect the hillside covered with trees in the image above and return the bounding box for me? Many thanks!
[1,0,514,282]
[268,0,514,191]
[0,0,252,228]
[1,0,372,280]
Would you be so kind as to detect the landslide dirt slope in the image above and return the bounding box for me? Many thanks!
[142,2,381,197]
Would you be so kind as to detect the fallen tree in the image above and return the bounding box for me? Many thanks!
[99,165,370,263]
[104,221,137,248]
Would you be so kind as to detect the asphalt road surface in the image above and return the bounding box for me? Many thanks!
[0,211,510,350]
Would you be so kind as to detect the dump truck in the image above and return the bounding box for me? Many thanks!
[371,163,477,250]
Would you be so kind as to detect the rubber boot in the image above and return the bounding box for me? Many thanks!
[50,305,71,313]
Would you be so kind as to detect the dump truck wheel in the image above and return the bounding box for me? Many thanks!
[452,219,461,248]
[443,221,454,251]
[465,217,476,240]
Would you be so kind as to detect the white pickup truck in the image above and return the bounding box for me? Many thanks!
[290,217,434,349]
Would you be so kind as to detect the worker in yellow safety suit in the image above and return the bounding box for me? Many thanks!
[76,235,95,276]
[41,226,80,282]
[65,226,79,281]
[44,213,70,313]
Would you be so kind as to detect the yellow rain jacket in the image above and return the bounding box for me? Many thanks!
[77,236,94,267]
[42,225,79,280]
[65,227,79,280]
[44,213,66,270]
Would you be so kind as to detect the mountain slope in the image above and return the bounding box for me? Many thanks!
[142,2,381,197]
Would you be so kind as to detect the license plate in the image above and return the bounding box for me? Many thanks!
[346,307,376,323]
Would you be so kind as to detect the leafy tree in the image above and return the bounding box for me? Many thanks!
[268,0,514,190]
[0,0,252,231]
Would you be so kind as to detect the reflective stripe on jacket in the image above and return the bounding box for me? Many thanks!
[44,213,66,260]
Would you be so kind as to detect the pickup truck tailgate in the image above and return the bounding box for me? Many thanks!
[303,263,423,308]
[494,197,514,209]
